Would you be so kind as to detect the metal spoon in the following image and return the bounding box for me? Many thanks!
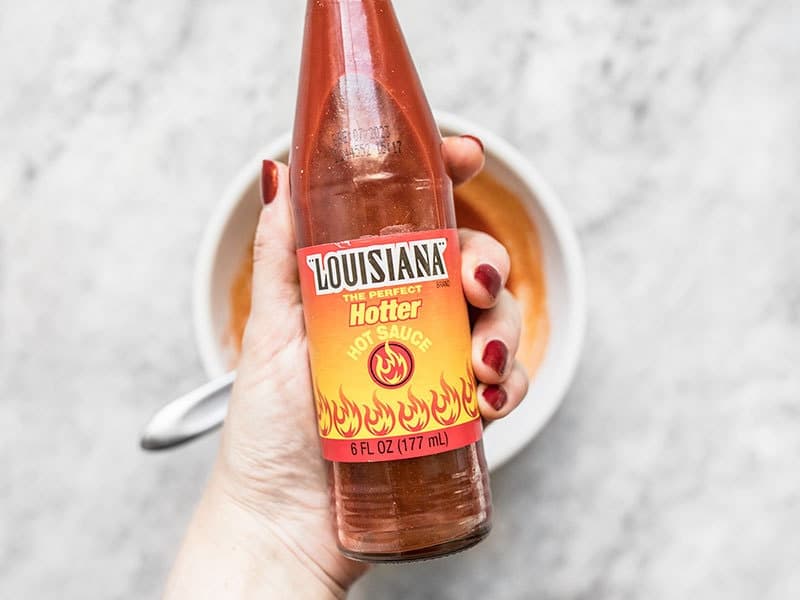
[140,371,234,451]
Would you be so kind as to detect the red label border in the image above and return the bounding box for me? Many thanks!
[321,419,482,463]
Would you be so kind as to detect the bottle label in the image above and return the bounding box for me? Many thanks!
[297,228,482,463]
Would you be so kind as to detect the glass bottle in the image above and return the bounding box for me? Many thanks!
[290,0,492,562]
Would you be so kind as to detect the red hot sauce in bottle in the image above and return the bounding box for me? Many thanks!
[290,0,492,562]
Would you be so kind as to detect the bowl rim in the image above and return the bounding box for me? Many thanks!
[193,110,586,470]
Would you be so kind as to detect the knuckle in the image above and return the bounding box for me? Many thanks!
[508,291,523,321]
[252,212,272,263]
[499,290,522,329]
[514,364,530,398]
[497,242,511,271]
[465,229,497,253]
[458,227,480,242]
[484,232,509,261]
[519,372,530,399]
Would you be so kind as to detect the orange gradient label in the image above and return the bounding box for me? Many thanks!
[298,229,482,462]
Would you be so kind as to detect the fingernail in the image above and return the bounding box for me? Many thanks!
[474,264,502,299]
[482,340,508,376]
[461,134,484,154]
[261,160,278,205]
[483,385,507,411]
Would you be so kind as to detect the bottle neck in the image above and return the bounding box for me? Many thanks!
[292,0,452,247]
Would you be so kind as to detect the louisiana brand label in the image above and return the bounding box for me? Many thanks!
[297,229,482,463]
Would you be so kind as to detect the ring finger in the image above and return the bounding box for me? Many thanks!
[471,289,522,385]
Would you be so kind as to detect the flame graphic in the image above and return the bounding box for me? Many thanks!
[461,365,480,419]
[373,341,410,387]
[431,374,463,426]
[318,368,476,438]
[363,392,396,436]
[333,386,363,438]
[314,381,333,436]
[398,389,431,432]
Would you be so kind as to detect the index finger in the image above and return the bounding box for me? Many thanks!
[442,135,485,186]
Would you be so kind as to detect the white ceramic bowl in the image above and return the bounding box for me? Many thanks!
[194,111,586,471]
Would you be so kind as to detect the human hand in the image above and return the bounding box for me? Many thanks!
[165,136,529,599]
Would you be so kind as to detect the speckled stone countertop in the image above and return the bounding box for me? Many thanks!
[2,1,798,598]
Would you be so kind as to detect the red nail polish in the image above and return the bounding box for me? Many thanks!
[483,385,507,411]
[482,339,508,375]
[460,134,484,154]
[474,264,502,299]
[261,160,279,205]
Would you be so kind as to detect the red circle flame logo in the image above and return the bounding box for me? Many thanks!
[368,341,414,388]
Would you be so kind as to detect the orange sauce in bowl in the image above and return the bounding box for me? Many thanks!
[226,171,549,375]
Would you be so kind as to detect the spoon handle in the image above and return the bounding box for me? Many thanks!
[140,371,234,451]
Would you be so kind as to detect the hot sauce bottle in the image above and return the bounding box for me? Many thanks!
[290,0,492,561]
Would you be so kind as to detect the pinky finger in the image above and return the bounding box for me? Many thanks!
[477,360,529,422]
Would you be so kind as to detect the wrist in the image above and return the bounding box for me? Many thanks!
[165,464,347,600]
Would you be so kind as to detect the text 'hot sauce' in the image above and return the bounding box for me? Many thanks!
[290,0,492,561]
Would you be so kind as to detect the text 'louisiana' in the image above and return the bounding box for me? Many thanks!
[306,238,449,295]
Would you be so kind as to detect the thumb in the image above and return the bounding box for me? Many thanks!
[241,160,303,356]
